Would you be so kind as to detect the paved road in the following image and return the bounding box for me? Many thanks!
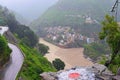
[3,43,24,80]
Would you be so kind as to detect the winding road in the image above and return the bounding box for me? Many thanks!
[3,43,24,80]
[0,26,24,80]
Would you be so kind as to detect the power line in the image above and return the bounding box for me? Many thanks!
[111,0,119,21]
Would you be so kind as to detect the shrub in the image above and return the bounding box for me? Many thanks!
[52,58,65,71]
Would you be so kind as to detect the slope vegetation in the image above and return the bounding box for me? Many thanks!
[0,5,56,80]
[0,36,11,68]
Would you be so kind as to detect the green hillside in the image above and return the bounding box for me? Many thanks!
[0,5,56,80]
[17,43,56,80]
[30,0,114,35]
[0,5,38,47]
[0,36,11,68]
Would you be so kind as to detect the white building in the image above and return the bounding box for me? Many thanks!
[85,17,93,24]
[79,34,84,40]
[87,38,94,44]
[0,26,9,35]
[52,36,57,41]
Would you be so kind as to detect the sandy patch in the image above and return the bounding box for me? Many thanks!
[39,38,93,69]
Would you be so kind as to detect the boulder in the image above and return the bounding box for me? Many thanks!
[117,68,120,75]
[40,72,57,80]
[40,64,114,80]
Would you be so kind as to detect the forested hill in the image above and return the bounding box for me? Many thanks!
[0,5,38,47]
[0,5,56,80]
[30,0,114,33]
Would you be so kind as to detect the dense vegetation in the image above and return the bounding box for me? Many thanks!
[84,41,110,62]
[0,5,38,47]
[84,41,110,61]
[99,15,120,74]
[37,43,49,56]
[0,5,56,80]
[52,58,65,71]
[30,0,114,37]
[17,43,56,80]
[84,15,120,74]
[0,36,11,67]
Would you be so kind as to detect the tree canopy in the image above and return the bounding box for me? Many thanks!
[37,43,49,56]
[52,58,65,71]
[0,36,11,67]
[0,36,7,54]
[99,15,120,64]
[0,6,38,47]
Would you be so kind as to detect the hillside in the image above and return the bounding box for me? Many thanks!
[0,5,56,80]
[0,0,58,22]
[0,36,11,68]
[30,0,114,36]
[0,5,38,47]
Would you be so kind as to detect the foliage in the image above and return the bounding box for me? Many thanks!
[99,15,120,64]
[99,15,120,74]
[17,44,56,80]
[37,43,49,56]
[0,36,7,53]
[0,5,38,47]
[108,54,120,74]
[99,55,107,64]
[52,58,65,71]
[0,5,56,80]
[84,42,110,61]
[0,5,55,80]
[0,36,11,67]
[16,25,38,47]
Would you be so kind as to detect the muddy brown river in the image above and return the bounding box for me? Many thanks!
[39,38,93,69]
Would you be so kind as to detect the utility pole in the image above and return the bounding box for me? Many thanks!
[111,0,119,21]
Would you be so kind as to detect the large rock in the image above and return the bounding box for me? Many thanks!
[40,72,58,80]
[92,63,113,75]
[40,64,114,80]
[117,68,120,75]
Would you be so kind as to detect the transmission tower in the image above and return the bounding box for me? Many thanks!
[111,0,120,21]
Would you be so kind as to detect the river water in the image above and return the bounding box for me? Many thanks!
[39,38,93,69]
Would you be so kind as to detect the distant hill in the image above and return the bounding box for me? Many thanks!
[0,0,58,22]
[30,0,115,36]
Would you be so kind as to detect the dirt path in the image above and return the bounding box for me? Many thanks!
[39,38,93,69]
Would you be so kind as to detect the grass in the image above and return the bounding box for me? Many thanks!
[16,43,56,80]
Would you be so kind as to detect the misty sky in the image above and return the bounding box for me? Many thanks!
[0,0,58,21]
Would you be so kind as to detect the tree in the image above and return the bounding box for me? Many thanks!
[0,36,7,54]
[52,58,65,71]
[38,43,49,55]
[99,15,120,65]
[0,36,11,66]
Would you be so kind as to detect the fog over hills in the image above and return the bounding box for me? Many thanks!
[0,0,58,23]
[30,0,116,36]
